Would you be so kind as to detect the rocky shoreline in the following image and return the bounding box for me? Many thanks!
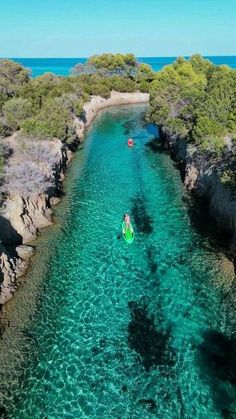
[0,91,149,305]
[158,129,236,265]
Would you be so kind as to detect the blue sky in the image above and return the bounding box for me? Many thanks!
[0,0,236,57]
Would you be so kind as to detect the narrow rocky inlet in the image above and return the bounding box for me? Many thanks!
[0,104,235,418]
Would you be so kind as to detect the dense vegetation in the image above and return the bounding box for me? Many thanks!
[0,53,154,194]
[1,53,236,155]
[149,54,236,155]
[1,53,236,193]
[0,54,154,143]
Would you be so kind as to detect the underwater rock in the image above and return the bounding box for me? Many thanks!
[138,398,157,412]
[131,197,153,234]
[128,298,171,371]
[0,406,7,418]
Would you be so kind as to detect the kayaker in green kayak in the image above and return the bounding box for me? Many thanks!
[123,214,133,232]
[122,214,134,243]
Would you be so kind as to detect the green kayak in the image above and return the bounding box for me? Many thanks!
[122,221,134,244]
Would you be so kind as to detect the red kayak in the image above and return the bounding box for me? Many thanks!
[127,138,134,147]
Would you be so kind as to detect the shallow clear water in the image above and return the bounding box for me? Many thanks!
[0,105,236,418]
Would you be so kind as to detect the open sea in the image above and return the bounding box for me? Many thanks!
[5,56,236,77]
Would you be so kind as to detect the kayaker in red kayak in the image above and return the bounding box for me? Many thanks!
[127,138,134,147]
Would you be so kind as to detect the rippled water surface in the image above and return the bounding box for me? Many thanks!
[0,105,236,418]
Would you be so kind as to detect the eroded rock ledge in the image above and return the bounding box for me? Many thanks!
[159,129,236,261]
[0,91,149,304]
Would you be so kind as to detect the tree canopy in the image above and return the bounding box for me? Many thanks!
[71,53,155,81]
[0,59,29,97]
[0,54,152,143]
[149,54,236,152]
[2,53,235,158]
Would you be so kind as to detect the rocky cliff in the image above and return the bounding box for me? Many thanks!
[0,137,72,304]
[0,91,149,305]
[159,129,236,260]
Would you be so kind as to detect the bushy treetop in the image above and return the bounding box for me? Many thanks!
[149,54,236,152]
[71,53,155,80]
[87,53,137,70]
[0,59,30,96]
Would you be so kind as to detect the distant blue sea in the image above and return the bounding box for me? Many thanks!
[7,56,236,77]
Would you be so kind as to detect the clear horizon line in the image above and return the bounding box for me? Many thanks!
[2,54,236,59]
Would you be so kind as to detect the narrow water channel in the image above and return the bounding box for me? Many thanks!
[0,105,236,418]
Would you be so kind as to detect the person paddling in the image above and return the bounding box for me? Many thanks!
[121,213,135,243]
[127,138,134,147]
[123,214,133,233]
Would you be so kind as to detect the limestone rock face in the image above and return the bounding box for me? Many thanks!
[0,244,34,304]
[0,137,72,303]
[3,194,53,243]
[160,128,236,257]
[16,245,35,260]
[185,163,199,191]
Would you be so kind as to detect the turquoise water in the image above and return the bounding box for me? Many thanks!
[7,56,236,77]
[0,105,236,418]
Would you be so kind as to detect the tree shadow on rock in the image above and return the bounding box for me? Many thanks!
[0,216,22,248]
[0,216,23,266]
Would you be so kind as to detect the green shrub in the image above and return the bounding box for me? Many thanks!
[74,99,85,116]
[197,136,225,154]
[0,92,9,111]
[22,118,38,135]
[90,83,111,98]
[228,110,236,134]
[109,76,136,93]
[149,54,236,153]
[21,74,73,112]
[220,171,236,194]
[0,117,11,137]
[189,54,214,76]
[22,97,71,140]
[88,53,136,72]
[192,116,226,142]
[82,81,111,98]
[136,63,155,83]
[0,143,7,176]
[165,118,189,138]
[3,97,33,129]
[72,53,139,78]
[149,59,207,135]
[0,59,29,96]
[137,79,150,93]
[192,116,225,153]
